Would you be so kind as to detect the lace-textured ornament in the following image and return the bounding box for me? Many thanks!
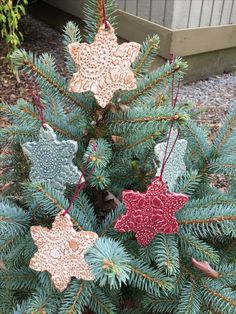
[68,22,141,108]
[155,130,187,191]
[114,177,188,246]
[22,124,84,192]
[29,211,98,291]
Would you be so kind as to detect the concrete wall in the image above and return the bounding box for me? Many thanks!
[117,0,236,29]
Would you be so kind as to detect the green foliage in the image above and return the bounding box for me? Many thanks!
[201,279,236,314]
[63,21,81,75]
[129,259,174,296]
[0,0,235,312]
[20,288,60,314]
[132,34,160,76]
[143,293,179,313]
[152,234,179,276]
[86,237,131,289]
[88,286,117,314]
[59,280,92,314]
[176,281,202,314]
[83,0,117,43]
[0,0,28,58]
[0,199,31,236]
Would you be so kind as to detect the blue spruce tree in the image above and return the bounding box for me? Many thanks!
[0,0,236,313]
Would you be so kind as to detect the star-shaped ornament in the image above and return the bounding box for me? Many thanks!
[22,124,84,192]
[114,177,188,246]
[29,211,98,291]
[155,129,187,191]
[68,22,141,108]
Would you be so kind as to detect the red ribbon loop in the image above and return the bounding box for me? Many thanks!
[102,0,108,29]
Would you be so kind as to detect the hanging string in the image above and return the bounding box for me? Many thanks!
[159,127,180,179]
[32,80,46,129]
[102,0,109,29]
[63,144,97,216]
[159,54,181,181]
[159,124,174,179]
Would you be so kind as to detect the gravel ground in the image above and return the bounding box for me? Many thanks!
[0,15,235,130]
[181,74,236,133]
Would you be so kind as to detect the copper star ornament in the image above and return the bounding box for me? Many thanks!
[68,22,141,108]
[29,211,98,291]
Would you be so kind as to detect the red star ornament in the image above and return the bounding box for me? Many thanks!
[114,177,188,246]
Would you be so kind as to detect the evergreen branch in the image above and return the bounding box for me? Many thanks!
[63,21,81,75]
[1,102,24,122]
[36,187,65,212]
[11,49,90,113]
[133,35,160,76]
[23,289,60,313]
[179,233,219,263]
[88,287,118,314]
[1,127,38,143]
[119,59,187,106]
[185,283,195,314]
[90,292,115,314]
[213,106,236,157]
[202,285,236,306]
[0,200,31,237]
[20,107,82,142]
[131,267,164,286]
[23,183,88,231]
[69,283,85,314]
[180,261,201,282]
[59,280,92,314]
[0,267,38,290]
[178,215,236,226]
[98,204,125,237]
[217,263,236,286]
[178,203,236,237]
[152,234,179,276]
[86,237,131,289]
[174,170,202,196]
[0,236,18,255]
[121,132,157,151]
[210,158,236,176]
[184,122,210,165]
[143,294,179,314]
[180,195,235,212]
[109,113,181,125]
[23,60,89,113]
[96,0,103,30]
[84,0,117,43]
[201,280,236,312]
[73,192,97,231]
[36,186,84,231]
[129,260,174,295]
[177,281,201,314]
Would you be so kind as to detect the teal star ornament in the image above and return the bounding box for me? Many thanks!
[22,124,84,192]
[154,129,187,191]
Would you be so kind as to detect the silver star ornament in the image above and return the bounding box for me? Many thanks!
[154,129,187,191]
[22,124,84,192]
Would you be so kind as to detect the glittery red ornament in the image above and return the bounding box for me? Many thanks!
[114,177,188,246]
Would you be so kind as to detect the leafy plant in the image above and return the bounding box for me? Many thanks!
[0,0,28,59]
